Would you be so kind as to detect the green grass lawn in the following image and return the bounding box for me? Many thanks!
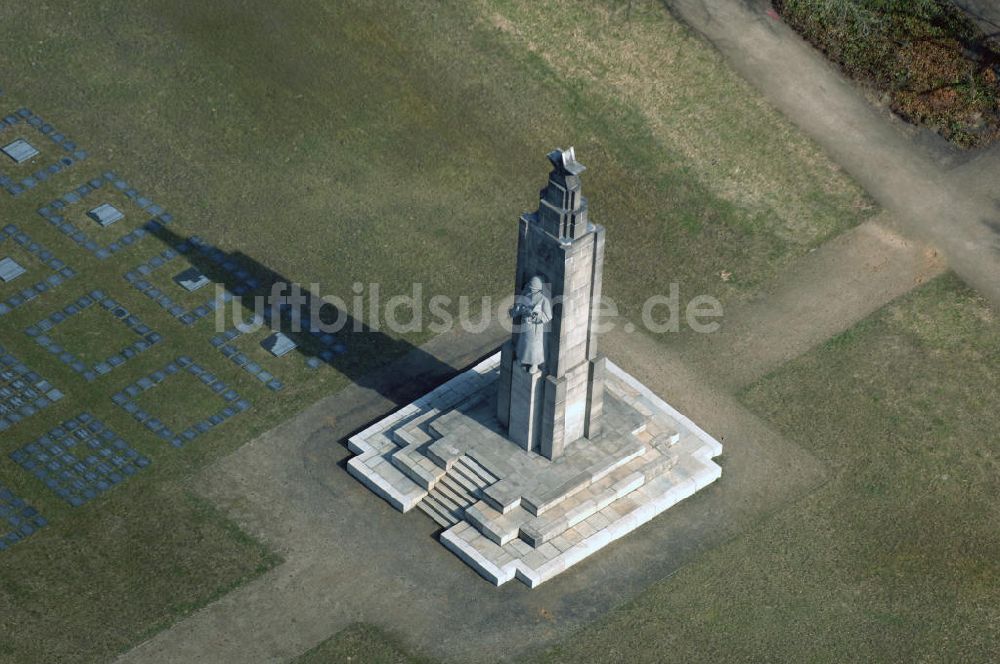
[475,0,876,296]
[48,304,141,366]
[133,369,229,432]
[0,480,279,663]
[0,0,871,323]
[0,0,874,661]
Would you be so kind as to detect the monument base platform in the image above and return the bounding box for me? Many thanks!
[347,351,723,588]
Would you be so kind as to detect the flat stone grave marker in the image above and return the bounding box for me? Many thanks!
[86,203,125,228]
[0,482,47,551]
[9,413,151,507]
[36,172,169,258]
[112,356,249,448]
[124,236,251,326]
[0,257,26,283]
[209,326,287,390]
[26,290,162,382]
[0,224,76,317]
[262,331,297,357]
[173,266,210,292]
[1,139,39,164]
[0,108,87,196]
[0,342,64,432]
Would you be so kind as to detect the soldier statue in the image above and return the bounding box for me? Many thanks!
[510,276,551,372]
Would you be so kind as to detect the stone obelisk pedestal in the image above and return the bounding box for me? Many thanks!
[496,147,605,460]
[507,365,544,451]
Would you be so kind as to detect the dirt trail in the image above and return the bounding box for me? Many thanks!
[665,0,1000,310]
[950,142,1000,210]
[675,212,944,390]
[953,0,1000,36]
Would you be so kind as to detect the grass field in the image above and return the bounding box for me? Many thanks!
[0,0,873,662]
[477,0,876,288]
[47,305,139,365]
[0,0,872,317]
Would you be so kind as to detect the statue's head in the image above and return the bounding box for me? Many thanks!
[526,276,544,294]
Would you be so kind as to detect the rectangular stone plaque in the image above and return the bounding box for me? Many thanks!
[262,332,297,357]
[0,257,26,283]
[173,266,210,292]
[87,203,125,227]
[1,139,39,164]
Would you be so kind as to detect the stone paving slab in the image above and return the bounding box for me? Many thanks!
[0,256,25,282]
[173,266,210,292]
[87,202,124,227]
[2,138,39,164]
[262,331,297,358]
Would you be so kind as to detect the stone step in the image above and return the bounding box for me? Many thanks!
[426,433,462,470]
[439,475,476,506]
[435,479,471,510]
[519,470,646,547]
[465,499,530,546]
[482,478,522,515]
[390,443,446,490]
[463,456,499,484]
[456,456,497,486]
[346,455,425,512]
[452,463,489,492]
[444,466,481,496]
[651,431,681,450]
[391,408,440,447]
[418,498,455,528]
[428,487,463,518]
[422,494,461,526]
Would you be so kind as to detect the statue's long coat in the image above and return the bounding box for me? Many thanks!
[514,288,552,369]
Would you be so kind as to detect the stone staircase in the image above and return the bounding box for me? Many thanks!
[417,456,497,528]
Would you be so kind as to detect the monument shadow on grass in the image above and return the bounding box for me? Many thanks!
[143,224,461,408]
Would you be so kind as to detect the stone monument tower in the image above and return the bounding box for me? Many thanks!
[347,147,723,588]
[495,147,606,460]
